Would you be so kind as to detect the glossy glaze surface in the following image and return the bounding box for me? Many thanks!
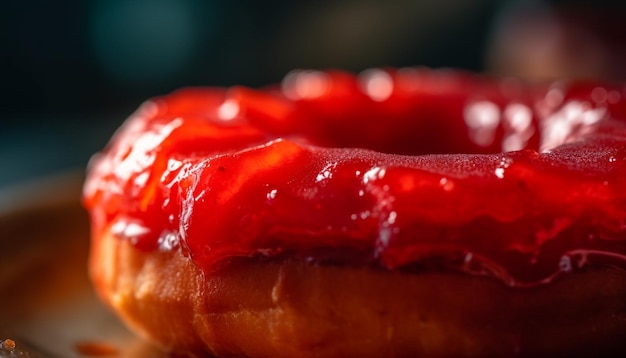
[83,68,626,286]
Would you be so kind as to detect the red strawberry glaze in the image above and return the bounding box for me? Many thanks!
[83,68,626,287]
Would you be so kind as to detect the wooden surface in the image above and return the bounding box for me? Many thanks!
[0,174,162,358]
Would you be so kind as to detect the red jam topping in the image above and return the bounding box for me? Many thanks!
[83,68,626,287]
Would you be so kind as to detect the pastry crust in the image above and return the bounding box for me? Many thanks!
[91,230,626,357]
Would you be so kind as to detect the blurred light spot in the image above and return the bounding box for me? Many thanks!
[464,101,501,146]
[608,90,621,104]
[591,87,608,104]
[504,104,532,132]
[540,101,606,151]
[111,220,150,242]
[282,70,330,100]
[439,177,454,192]
[134,171,150,187]
[218,99,240,121]
[465,101,500,128]
[502,135,524,152]
[90,0,201,83]
[502,103,534,151]
[545,88,564,107]
[581,107,606,125]
[359,69,393,101]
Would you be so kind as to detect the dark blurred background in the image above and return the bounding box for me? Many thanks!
[1,0,625,188]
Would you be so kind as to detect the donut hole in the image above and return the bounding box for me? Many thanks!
[289,100,540,156]
[279,70,545,156]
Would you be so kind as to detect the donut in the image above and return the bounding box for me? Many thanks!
[83,68,626,357]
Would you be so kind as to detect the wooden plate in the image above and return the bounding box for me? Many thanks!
[0,173,163,357]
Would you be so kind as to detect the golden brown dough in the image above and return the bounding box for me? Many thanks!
[91,230,626,357]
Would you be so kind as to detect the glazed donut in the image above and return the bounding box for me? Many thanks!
[83,68,626,357]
